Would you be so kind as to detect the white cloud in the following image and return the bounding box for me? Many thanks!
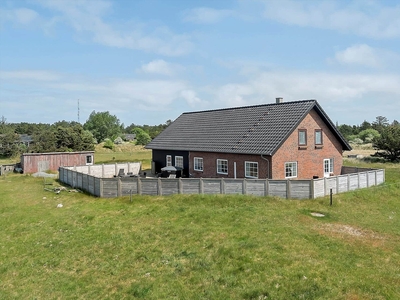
[0,7,39,25]
[213,70,400,109]
[139,60,180,76]
[332,44,400,68]
[180,89,203,107]
[33,0,193,56]
[182,7,234,24]
[261,0,400,39]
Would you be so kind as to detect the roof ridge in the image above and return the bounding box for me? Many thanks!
[182,99,317,115]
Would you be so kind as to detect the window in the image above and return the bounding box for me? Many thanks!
[217,159,228,174]
[315,129,323,145]
[86,155,93,165]
[194,157,203,171]
[324,158,334,175]
[285,162,298,178]
[166,155,172,167]
[245,161,258,178]
[175,156,183,168]
[298,129,307,146]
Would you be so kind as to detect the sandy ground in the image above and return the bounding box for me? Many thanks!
[343,144,375,157]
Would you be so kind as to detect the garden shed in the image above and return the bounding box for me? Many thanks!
[21,151,94,174]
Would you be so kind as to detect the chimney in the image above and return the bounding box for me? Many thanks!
[276,97,283,104]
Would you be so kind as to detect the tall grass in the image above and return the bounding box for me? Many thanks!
[1,164,399,299]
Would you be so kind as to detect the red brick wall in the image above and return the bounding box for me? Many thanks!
[189,152,271,179]
[271,109,343,179]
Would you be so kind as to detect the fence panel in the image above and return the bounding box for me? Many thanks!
[290,180,311,199]
[160,178,179,196]
[141,179,158,195]
[359,172,368,188]
[313,179,325,198]
[121,178,138,195]
[349,174,359,190]
[268,181,287,198]
[246,180,266,196]
[203,179,221,194]
[102,178,118,198]
[181,179,201,194]
[337,175,348,193]
[325,178,337,195]
[225,179,243,195]
[377,170,385,184]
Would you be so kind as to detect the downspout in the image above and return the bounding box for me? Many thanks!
[261,154,270,179]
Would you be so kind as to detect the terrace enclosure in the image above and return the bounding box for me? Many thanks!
[20,151,94,174]
[146,98,352,180]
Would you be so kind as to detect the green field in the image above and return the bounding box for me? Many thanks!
[1,147,400,299]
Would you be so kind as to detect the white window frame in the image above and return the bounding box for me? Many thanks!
[217,159,228,175]
[285,162,298,178]
[175,156,183,168]
[166,155,172,167]
[86,155,93,165]
[194,157,203,171]
[324,158,334,176]
[245,161,258,178]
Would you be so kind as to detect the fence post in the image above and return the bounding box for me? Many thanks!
[347,174,350,192]
[221,178,225,194]
[336,175,340,194]
[286,180,291,199]
[179,178,183,194]
[264,179,269,197]
[100,178,104,197]
[310,179,315,199]
[199,178,204,194]
[157,178,162,195]
[324,177,327,196]
[242,178,247,195]
[102,164,105,178]
[115,163,118,177]
[118,177,122,197]
[137,177,142,195]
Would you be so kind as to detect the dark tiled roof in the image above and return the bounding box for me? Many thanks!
[147,100,351,155]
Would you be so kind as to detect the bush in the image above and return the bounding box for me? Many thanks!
[103,139,114,150]
[114,137,123,145]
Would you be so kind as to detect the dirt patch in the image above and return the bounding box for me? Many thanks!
[316,223,384,240]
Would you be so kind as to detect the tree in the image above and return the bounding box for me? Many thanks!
[32,129,57,153]
[372,116,389,133]
[358,128,380,143]
[55,125,95,152]
[337,124,354,139]
[372,125,400,162]
[83,111,123,143]
[132,127,151,145]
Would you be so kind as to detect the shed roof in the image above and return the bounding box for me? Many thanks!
[146,99,351,155]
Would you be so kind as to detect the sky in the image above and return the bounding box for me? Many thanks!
[1,0,400,127]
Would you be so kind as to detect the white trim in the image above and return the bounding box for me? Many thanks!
[166,155,172,167]
[175,156,183,168]
[85,155,93,165]
[217,159,228,175]
[194,157,203,171]
[324,158,334,177]
[285,161,298,178]
[245,161,258,178]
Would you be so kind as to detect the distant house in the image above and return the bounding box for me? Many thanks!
[146,98,352,180]
[21,151,94,174]
[123,134,136,142]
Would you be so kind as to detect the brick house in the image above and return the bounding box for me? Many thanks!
[146,99,351,180]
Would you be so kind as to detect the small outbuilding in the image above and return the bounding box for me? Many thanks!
[21,151,94,174]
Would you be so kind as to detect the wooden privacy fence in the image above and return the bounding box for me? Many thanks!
[59,166,385,199]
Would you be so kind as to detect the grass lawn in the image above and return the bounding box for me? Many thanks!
[1,159,399,299]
